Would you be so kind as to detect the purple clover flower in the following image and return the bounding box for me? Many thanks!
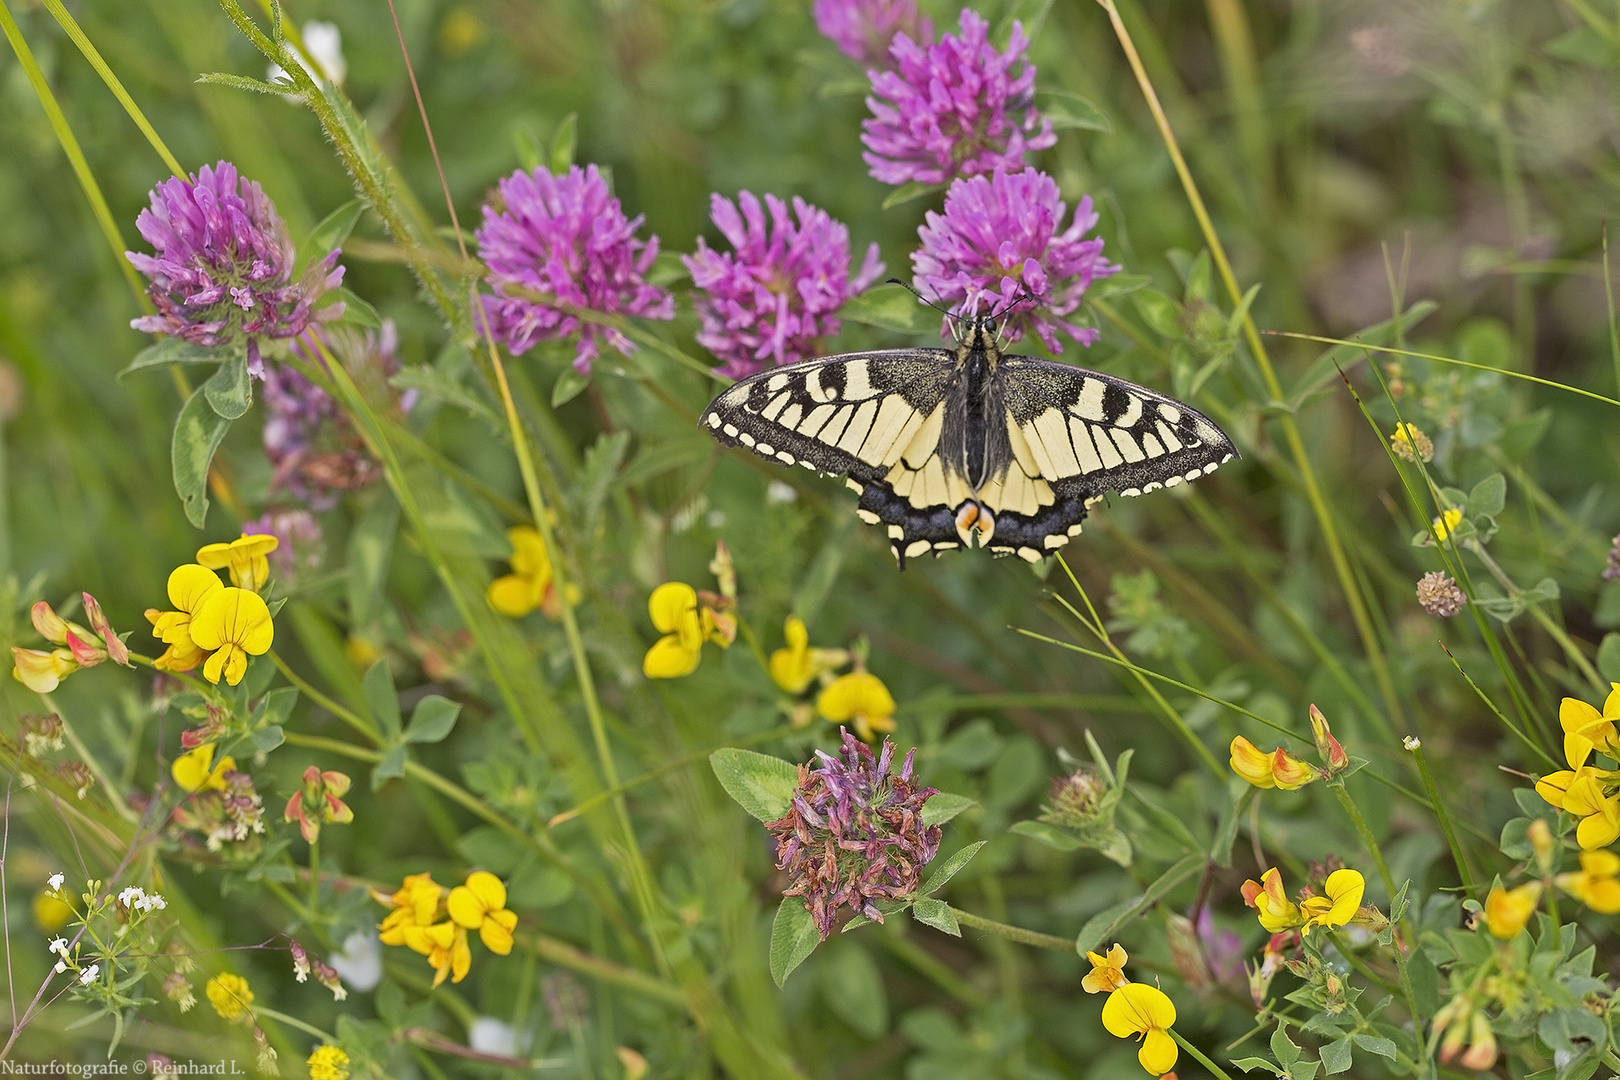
[126,161,344,371]
[241,509,324,586]
[476,164,675,375]
[861,10,1055,187]
[912,167,1118,353]
[766,730,941,940]
[813,0,931,68]
[684,192,884,379]
[264,324,404,508]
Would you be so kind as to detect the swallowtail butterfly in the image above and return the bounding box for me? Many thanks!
[700,314,1238,568]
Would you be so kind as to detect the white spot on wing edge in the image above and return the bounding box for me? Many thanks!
[723,423,739,438]
[904,539,930,558]
[1017,547,1042,563]
[706,413,722,429]
[856,509,881,524]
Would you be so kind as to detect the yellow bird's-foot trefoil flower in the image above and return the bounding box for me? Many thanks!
[283,766,354,843]
[642,582,731,678]
[145,565,225,673]
[172,743,236,794]
[1241,868,1302,933]
[1101,982,1179,1076]
[196,534,278,593]
[1536,767,1620,850]
[1558,684,1620,769]
[1230,736,1318,791]
[487,525,560,618]
[447,871,518,954]
[1431,507,1463,543]
[1555,850,1620,914]
[12,594,130,692]
[204,972,254,1023]
[768,615,849,694]
[188,588,274,685]
[1082,943,1129,994]
[376,873,446,947]
[817,671,896,742]
[419,922,472,986]
[1297,869,1365,935]
[1308,705,1350,774]
[1482,881,1541,938]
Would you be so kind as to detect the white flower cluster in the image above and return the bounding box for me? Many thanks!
[48,937,69,974]
[117,885,167,913]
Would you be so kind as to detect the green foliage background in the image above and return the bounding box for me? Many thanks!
[2,0,1620,1075]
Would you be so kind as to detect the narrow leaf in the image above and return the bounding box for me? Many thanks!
[1037,89,1111,132]
[553,367,590,407]
[1073,853,1204,954]
[1009,820,1082,850]
[196,71,303,98]
[770,897,820,987]
[550,112,578,175]
[920,792,977,827]
[881,181,945,210]
[299,199,364,273]
[709,748,800,822]
[330,287,380,328]
[120,338,223,378]
[920,841,987,895]
[171,382,232,528]
[910,898,960,936]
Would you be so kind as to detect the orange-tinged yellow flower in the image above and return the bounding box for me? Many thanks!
[11,647,79,694]
[145,564,226,672]
[1298,869,1364,935]
[1558,684,1620,769]
[188,588,274,686]
[1229,737,1316,790]
[205,972,254,1023]
[817,671,897,742]
[1308,704,1350,772]
[172,743,235,794]
[419,921,471,986]
[196,534,278,593]
[642,582,730,678]
[1101,982,1179,1076]
[487,526,558,618]
[1555,850,1620,914]
[447,871,518,954]
[768,616,849,695]
[1082,943,1129,994]
[1431,507,1463,542]
[1241,868,1301,933]
[376,873,446,946]
[1483,881,1540,938]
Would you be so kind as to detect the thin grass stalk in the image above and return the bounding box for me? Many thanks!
[1094,0,1407,734]
[1408,739,1481,897]
[946,907,1073,952]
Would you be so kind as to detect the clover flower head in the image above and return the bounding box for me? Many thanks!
[126,162,343,362]
[242,510,324,585]
[767,731,941,939]
[912,168,1118,353]
[1041,765,1109,829]
[1390,422,1433,462]
[1416,571,1465,617]
[861,10,1055,186]
[476,164,674,374]
[813,0,931,67]
[684,192,883,379]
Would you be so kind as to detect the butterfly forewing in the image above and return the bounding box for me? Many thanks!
[700,324,1237,567]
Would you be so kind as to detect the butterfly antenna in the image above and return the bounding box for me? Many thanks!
[886,278,963,342]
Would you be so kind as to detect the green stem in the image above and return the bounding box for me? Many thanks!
[946,907,1072,952]
[1327,931,1401,996]
[307,837,320,918]
[255,1005,336,1043]
[39,693,133,821]
[1408,739,1480,897]
[268,650,379,742]
[1169,1029,1236,1080]
[1328,781,1396,902]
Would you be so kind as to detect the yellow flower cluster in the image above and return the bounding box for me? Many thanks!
[204,972,254,1023]
[487,526,562,619]
[1080,944,1179,1076]
[144,536,278,685]
[1535,685,1620,850]
[1241,867,1366,936]
[1229,736,1317,790]
[769,616,896,740]
[306,1045,350,1080]
[376,871,517,986]
[643,582,735,678]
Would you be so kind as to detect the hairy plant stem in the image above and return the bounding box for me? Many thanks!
[1170,1029,1236,1080]
[1095,0,1406,735]
[1328,780,1396,903]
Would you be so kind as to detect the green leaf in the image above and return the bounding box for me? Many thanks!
[920,792,976,827]
[1465,473,1506,519]
[769,897,820,987]
[202,351,252,419]
[1598,632,1620,683]
[819,944,888,1037]
[1037,88,1111,132]
[881,181,946,210]
[1229,1058,1285,1076]
[254,686,299,728]
[709,748,800,822]
[1271,1025,1302,1067]
[1132,289,1182,339]
[405,695,461,743]
[920,841,987,895]
[513,127,543,172]
[196,71,302,97]
[1009,820,1082,850]
[120,338,224,378]
[1350,1035,1397,1061]
[1500,816,1536,860]
[840,284,939,334]
[550,112,578,175]
[1073,852,1203,955]
[553,367,590,407]
[330,287,382,328]
[171,381,233,528]
[250,725,285,753]
[347,494,400,629]
[1539,1008,1606,1056]
[455,825,523,874]
[299,199,363,273]
[1210,787,1259,867]
[364,659,402,740]
[1226,283,1262,339]
[391,366,506,436]
[1086,273,1152,301]
[910,897,960,936]
[371,743,408,790]
[1320,1036,1353,1075]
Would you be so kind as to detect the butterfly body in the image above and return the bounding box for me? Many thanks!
[701,317,1237,567]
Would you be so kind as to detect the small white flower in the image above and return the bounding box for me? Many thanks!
[47,873,64,892]
[301,21,347,86]
[118,886,145,907]
[47,938,67,957]
[79,963,98,985]
[766,480,798,505]
[468,1017,519,1057]
[53,961,65,974]
[326,931,383,992]
[136,893,166,913]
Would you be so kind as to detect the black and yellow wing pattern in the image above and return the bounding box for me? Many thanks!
[700,318,1238,567]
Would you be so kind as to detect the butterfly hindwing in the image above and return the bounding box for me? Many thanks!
[700,323,1238,567]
